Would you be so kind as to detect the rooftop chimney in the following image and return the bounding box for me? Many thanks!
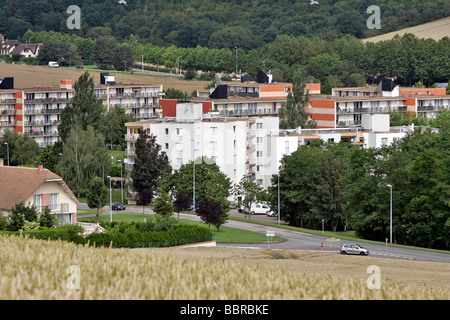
[37,162,43,174]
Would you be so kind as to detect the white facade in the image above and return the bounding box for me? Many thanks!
[125,104,282,200]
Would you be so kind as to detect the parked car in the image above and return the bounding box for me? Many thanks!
[266,210,277,217]
[340,243,369,255]
[76,65,84,69]
[111,202,126,210]
[249,202,272,215]
[48,61,59,68]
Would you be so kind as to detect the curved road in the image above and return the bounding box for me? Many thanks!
[78,204,450,263]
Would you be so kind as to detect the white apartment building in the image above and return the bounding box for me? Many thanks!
[124,103,283,202]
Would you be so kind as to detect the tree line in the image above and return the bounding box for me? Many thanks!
[2,0,449,47]
[267,119,449,250]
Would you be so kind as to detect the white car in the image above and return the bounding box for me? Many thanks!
[340,243,369,255]
[249,203,272,215]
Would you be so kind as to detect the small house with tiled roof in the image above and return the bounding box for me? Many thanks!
[0,161,78,225]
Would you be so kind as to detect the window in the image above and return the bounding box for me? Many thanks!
[257,165,261,172]
[165,128,169,135]
[51,193,58,211]
[33,194,42,213]
[257,137,263,144]
[210,127,218,134]
[176,128,181,135]
[210,141,218,150]
[257,151,263,158]
[165,143,169,150]
[381,138,388,145]
[256,123,263,129]
[257,179,263,185]
[233,125,236,132]
[285,141,290,154]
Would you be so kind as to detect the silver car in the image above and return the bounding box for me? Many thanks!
[340,243,369,255]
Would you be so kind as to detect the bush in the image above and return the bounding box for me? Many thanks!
[87,224,213,248]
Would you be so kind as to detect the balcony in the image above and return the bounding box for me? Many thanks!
[0,121,17,126]
[0,99,16,104]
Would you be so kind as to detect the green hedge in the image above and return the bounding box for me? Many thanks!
[4,224,214,248]
[86,225,214,248]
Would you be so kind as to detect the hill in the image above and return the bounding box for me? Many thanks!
[1,0,449,48]
[363,16,450,43]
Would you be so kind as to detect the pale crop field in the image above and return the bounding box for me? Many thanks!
[0,234,448,300]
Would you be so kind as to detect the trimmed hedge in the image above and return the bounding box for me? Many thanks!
[87,225,214,248]
[4,224,214,248]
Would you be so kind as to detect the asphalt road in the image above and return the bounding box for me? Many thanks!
[78,204,450,263]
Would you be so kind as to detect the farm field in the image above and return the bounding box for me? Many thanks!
[363,16,450,42]
[1,233,448,300]
[0,63,209,93]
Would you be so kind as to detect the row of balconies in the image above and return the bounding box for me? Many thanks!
[24,109,63,115]
[25,98,70,103]
[0,121,17,126]
[1,109,17,115]
[0,99,16,104]
[219,109,278,116]
[25,130,59,137]
[417,105,448,112]
[24,120,61,126]
[102,91,160,98]
[336,106,408,114]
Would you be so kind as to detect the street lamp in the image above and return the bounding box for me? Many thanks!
[4,142,9,166]
[107,176,112,223]
[277,173,280,225]
[386,184,392,244]
[235,46,238,77]
[118,159,123,203]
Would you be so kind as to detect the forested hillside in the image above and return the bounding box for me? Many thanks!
[1,0,449,48]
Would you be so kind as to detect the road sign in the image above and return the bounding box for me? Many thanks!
[266,230,275,237]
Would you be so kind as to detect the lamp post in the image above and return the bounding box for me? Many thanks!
[386,184,392,244]
[107,176,112,223]
[235,46,238,77]
[118,159,123,203]
[4,142,9,166]
[277,173,280,225]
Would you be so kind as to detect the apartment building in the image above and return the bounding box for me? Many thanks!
[0,74,165,146]
[124,103,283,202]
[311,78,450,128]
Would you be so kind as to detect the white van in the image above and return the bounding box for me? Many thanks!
[48,61,59,68]
[240,202,273,215]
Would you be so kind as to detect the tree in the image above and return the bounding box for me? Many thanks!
[39,207,57,228]
[232,176,265,219]
[87,177,108,221]
[100,105,136,150]
[279,82,316,129]
[8,202,38,231]
[91,36,118,69]
[153,191,173,216]
[173,193,191,219]
[131,131,172,214]
[113,45,134,71]
[310,146,349,232]
[56,125,110,197]
[196,199,228,231]
[160,156,231,213]
[37,40,80,66]
[58,72,104,142]
[0,129,41,167]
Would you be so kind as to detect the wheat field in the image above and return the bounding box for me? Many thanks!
[0,234,448,300]
[1,63,209,93]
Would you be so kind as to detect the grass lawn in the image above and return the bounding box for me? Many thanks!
[77,213,285,244]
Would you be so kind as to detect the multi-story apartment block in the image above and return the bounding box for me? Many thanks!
[0,74,165,146]
[124,103,283,202]
[311,78,450,128]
